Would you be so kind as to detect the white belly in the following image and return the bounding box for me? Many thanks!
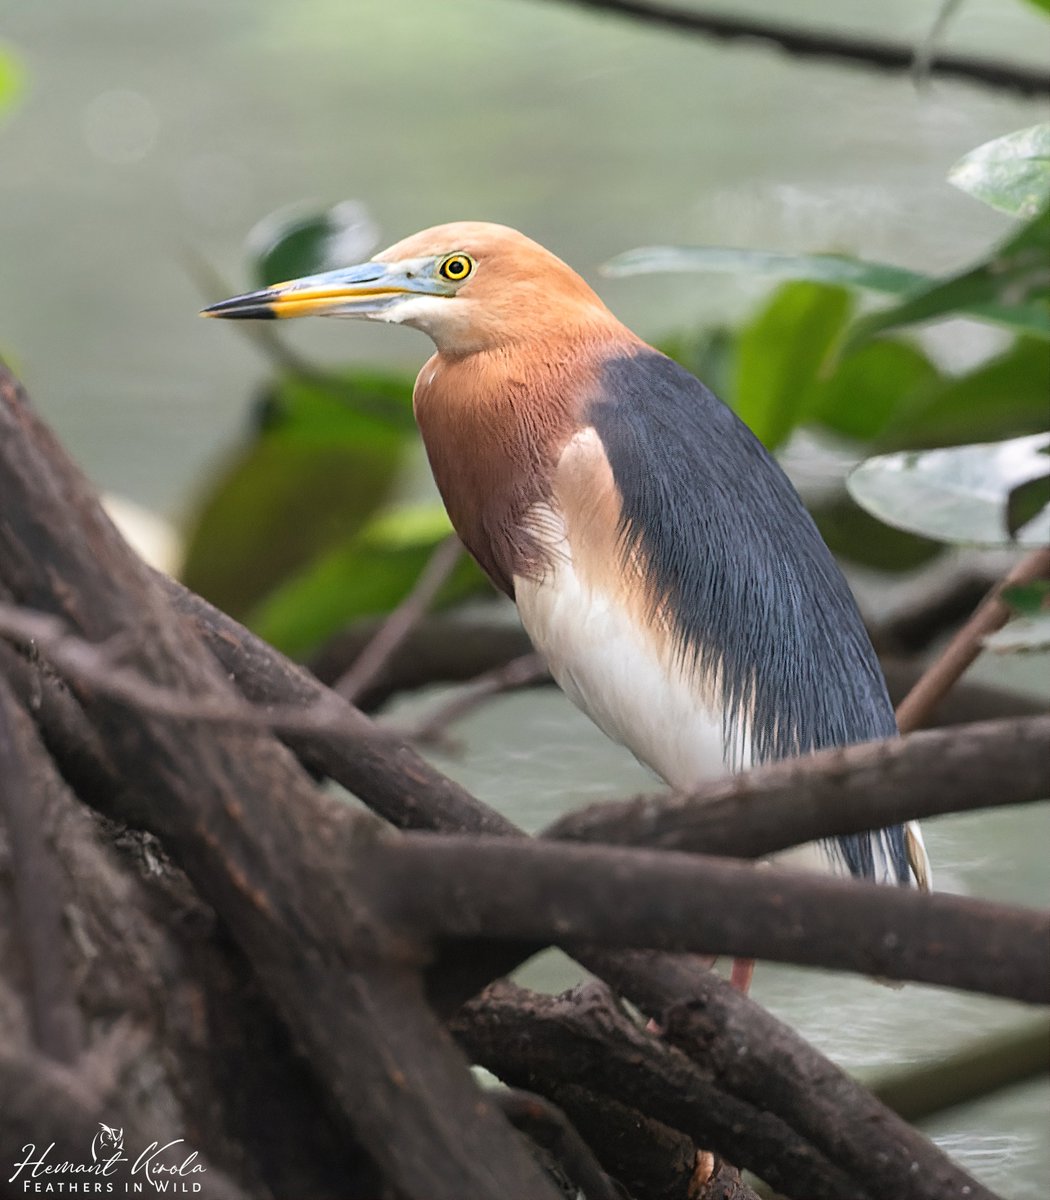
[514,561,738,791]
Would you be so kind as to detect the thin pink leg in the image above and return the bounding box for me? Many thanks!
[730,957,755,993]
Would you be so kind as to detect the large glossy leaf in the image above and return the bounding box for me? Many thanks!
[606,246,926,294]
[180,370,414,617]
[606,242,1046,335]
[248,201,379,288]
[810,339,941,442]
[249,505,490,657]
[846,206,1050,346]
[848,433,1050,547]
[734,282,852,449]
[950,124,1050,218]
[877,337,1050,450]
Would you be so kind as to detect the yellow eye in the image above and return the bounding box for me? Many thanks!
[439,253,474,283]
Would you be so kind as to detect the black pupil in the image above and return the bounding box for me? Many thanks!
[448,259,464,276]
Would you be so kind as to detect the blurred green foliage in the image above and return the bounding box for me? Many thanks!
[186,123,1050,661]
[0,43,23,119]
[250,505,485,657]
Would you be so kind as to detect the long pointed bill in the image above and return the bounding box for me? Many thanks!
[200,259,449,320]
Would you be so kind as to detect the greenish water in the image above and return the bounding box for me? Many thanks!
[2,1,1048,1194]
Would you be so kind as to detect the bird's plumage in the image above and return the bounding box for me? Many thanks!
[204,221,930,889]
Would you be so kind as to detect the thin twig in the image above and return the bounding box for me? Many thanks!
[335,535,464,704]
[544,0,1050,96]
[895,547,1050,734]
[406,651,550,745]
[0,603,349,736]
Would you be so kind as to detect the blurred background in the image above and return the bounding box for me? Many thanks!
[1,1,1048,1195]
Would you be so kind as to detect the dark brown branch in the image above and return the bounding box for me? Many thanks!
[542,715,1050,859]
[373,835,1050,1002]
[528,1082,708,1200]
[543,0,1050,96]
[335,534,465,703]
[896,547,1050,733]
[576,950,1000,1200]
[0,648,388,1198]
[0,679,85,1063]
[492,1088,626,1200]
[456,980,874,1200]
[161,578,522,839]
[0,366,560,1200]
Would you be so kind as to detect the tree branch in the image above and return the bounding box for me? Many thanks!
[161,578,522,838]
[523,1081,708,1200]
[492,1088,627,1200]
[0,365,561,1200]
[542,715,1050,859]
[373,835,1049,1002]
[457,981,862,1200]
[895,547,1050,734]
[574,950,1000,1200]
[542,0,1050,96]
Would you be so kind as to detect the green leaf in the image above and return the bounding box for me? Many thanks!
[607,242,1047,336]
[949,124,1050,218]
[811,493,943,573]
[1007,471,1050,537]
[846,206,1050,346]
[1022,0,1050,17]
[878,337,1050,450]
[250,505,490,657]
[848,432,1050,547]
[1002,581,1050,616]
[605,246,926,295]
[810,339,941,442]
[179,371,414,617]
[0,42,25,117]
[984,613,1050,653]
[733,282,853,448]
[248,201,378,289]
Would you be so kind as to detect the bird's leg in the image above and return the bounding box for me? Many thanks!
[730,957,755,993]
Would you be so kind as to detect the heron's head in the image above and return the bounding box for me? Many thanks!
[202,221,612,356]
